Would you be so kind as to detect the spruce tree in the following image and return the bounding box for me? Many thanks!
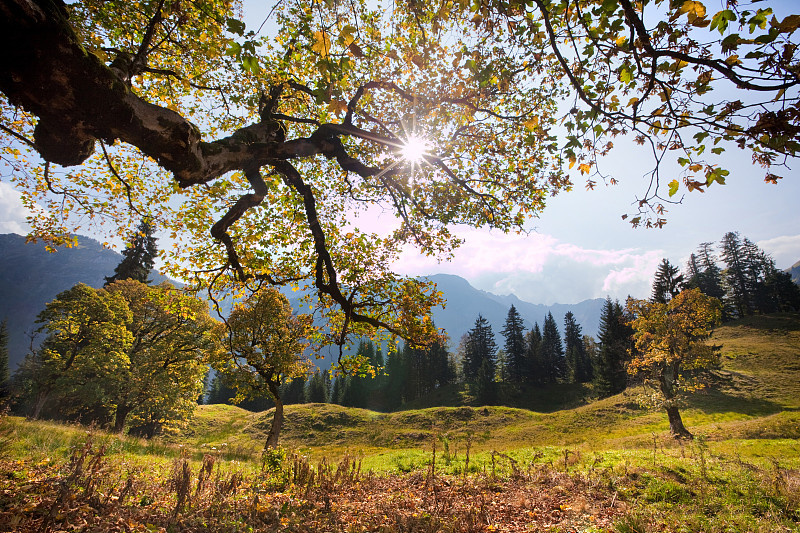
[305,370,328,403]
[524,322,544,385]
[105,218,158,285]
[720,231,752,318]
[475,358,497,405]
[383,347,407,411]
[540,312,565,383]
[651,258,684,303]
[330,375,344,405]
[696,242,725,301]
[462,315,497,382]
[593,298,632,397]
[501,305,527,384]
[564,312,592,383]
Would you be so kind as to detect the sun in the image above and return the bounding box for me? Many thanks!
[399,134,431,164]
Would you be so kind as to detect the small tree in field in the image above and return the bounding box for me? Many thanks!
[223,289,313,449]
[627,289,722,439]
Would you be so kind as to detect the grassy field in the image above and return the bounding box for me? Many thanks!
[1,314,799,531]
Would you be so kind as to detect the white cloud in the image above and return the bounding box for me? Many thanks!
[392,225,664,304]
[757,234,800,269]
[0,181,31,234]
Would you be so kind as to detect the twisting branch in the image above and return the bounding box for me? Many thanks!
[0,123,35,147]
[131,0,166,75]
[271,159,402,335]
[209,165,268,281]
[99,141,143,217]
[617,0,799,92]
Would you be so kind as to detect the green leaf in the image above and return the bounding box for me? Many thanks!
[226,17,246,36]
[668,179,680,197]
[710,9,736,34]
[241,55,260,73]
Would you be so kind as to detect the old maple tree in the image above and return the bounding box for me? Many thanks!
[627,288,722,439]
[1,0,797,347]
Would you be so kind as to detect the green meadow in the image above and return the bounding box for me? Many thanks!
[2,314,799,532]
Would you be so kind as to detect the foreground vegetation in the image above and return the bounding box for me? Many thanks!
[1,314,798,531]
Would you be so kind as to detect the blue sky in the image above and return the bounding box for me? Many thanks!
[387,146,800,304]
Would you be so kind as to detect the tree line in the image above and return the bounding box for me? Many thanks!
[206,301,632,412]
[654,231,800,318]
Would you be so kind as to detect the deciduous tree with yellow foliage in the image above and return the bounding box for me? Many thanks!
[627,288,722,439]
[222,289,313,448]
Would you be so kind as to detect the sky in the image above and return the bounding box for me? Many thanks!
[383,152,800,304]
[1,1,799,307]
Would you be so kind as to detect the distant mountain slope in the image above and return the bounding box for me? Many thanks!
[425,274,605,346]
[790,260,800,284]
[0,233,171,369]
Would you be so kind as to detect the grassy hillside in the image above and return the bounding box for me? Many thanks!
[1,314,799,531]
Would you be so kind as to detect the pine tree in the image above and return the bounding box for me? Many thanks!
[105,218,158,285]
[524,322,544,385]
[0,319,9,396]
[564,312,592,383]
[651,258,684,303]
[462,315,497,382]
[305,369,328,403]
[720,231,752,318]
[501,305,527,384]
[593,298,632,398]
[540,312,565,383]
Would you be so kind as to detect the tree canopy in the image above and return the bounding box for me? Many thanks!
[1,0,797,346]
[222,288,312,447]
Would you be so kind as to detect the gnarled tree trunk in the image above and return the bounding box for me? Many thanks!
[659,364,693,440]
[665,404,693,439]
[264,379,283,449]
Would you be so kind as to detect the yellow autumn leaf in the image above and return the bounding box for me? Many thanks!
[524,116,539,130]
[327,99,348,116]
[724,55,741,66]
[578,163,592,174]
[681,1,706,19]
[311,31,331,57]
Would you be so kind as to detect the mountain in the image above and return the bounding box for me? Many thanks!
[424,274,605,348]
[790,260,800,284]
[0,234,605,372]
[0,233,172,370]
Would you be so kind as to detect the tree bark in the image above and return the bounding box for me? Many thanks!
[31,390,49,420]
[114,402,131,434]
[659,364,693,439]
[264,379,283,449]
[665,404,693,440]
